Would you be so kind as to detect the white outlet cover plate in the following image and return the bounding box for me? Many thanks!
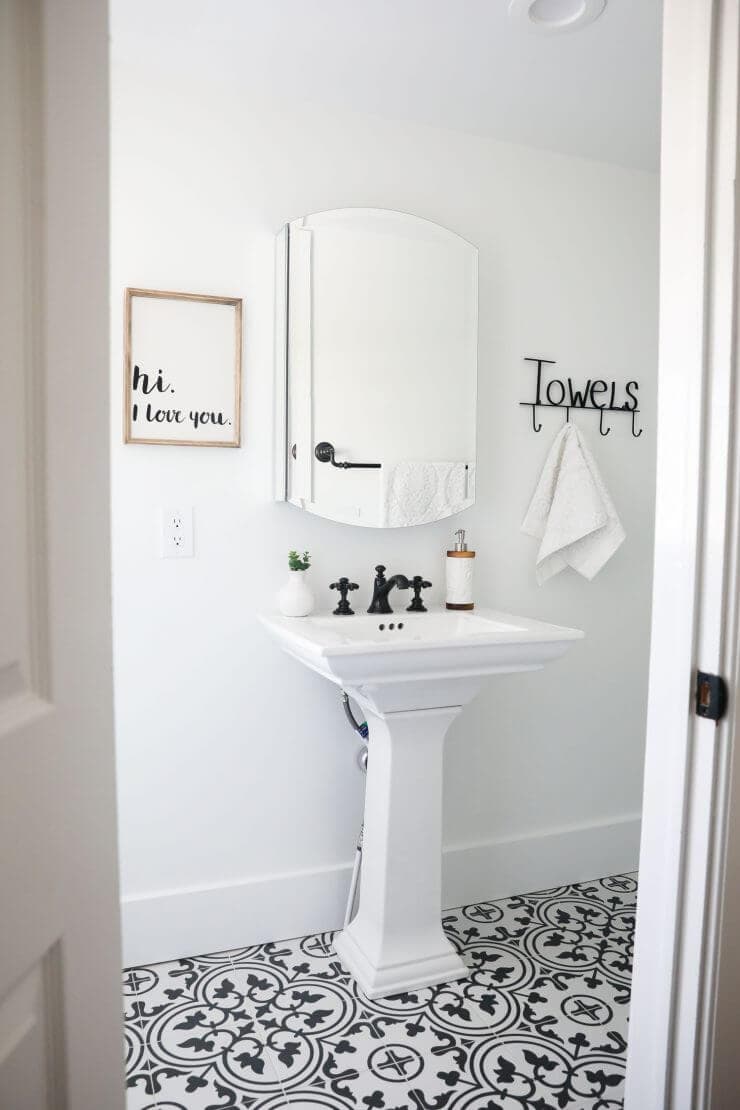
[160,506,193,558]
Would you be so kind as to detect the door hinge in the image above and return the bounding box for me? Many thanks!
[696,671,728,722]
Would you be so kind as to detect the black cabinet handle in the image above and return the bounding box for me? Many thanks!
[315,441,381,470]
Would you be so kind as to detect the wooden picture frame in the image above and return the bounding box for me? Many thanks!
[124,288,242,447]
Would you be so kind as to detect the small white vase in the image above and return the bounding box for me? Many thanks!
[277,570,315,617]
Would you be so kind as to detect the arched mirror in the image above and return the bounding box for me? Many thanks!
[275,208,478,527]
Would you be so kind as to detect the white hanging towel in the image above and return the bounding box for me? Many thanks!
[521,423,625,583]
[381,460,475,527]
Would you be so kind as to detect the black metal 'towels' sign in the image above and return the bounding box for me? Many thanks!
[520,357,643,438]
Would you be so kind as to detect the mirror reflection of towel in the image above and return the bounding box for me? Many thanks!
[382,461,475,527]
[522,424,625,583]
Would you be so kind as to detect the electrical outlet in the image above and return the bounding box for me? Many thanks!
[160,506,193,558]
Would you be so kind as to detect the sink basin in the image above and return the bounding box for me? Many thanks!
[261,606,583,999]
[261,607,582,713]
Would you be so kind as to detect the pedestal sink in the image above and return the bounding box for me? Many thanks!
[261,607,583,998]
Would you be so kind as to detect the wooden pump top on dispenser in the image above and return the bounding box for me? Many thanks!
[446,529,475,611]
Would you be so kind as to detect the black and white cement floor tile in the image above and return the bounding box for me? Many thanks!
[123,873,636,1109]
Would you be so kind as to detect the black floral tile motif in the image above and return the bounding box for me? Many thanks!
[124,873,636,1109]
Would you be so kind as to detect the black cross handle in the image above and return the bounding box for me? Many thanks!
[330,577,359,616]
[407,575,432,612]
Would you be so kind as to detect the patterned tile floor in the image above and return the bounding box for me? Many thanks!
[124,872,636,1109]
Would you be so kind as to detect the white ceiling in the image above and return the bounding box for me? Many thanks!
[111,0,662,172]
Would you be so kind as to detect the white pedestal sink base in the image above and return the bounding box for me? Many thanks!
[333,703,469,999]
[260,608,583,1001]
[333,923,467,999]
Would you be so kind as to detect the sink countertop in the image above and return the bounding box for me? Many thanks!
[260,606,584,656]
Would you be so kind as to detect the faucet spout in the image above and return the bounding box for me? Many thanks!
[367,565,410,614]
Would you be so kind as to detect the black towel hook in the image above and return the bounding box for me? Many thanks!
[631,410,643,438]
[598,409,611,436]
[531,405,542,433]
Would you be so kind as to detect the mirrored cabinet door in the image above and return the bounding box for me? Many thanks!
[276,208,478,528]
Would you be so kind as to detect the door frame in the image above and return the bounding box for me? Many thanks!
[28,0,740,1106]
[626,1,740,1106]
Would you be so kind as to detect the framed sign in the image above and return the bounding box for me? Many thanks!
[124,288,242,447]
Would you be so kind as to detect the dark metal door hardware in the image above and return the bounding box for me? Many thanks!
[696,670,728,722]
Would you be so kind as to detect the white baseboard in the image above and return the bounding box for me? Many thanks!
[120,813,641,968]
[441,812,641,909]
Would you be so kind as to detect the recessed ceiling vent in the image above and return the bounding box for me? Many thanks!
[507,0,607,34]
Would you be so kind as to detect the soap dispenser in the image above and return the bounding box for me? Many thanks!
[446,529,475,610]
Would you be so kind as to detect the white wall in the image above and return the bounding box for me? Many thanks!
[111,50,658,966]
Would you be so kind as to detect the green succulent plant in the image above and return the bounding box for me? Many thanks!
[288,549,311,572]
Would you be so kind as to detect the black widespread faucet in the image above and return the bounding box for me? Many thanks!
[368,565,410,614]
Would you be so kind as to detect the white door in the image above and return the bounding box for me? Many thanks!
[626,1,740,1106]
[0,1,124,1107]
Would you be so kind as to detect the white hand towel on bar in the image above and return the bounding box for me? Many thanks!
[521,423,625,583]
[382,460,474,527]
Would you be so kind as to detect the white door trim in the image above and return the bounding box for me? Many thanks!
[0,0,124,1105]
[626,2,740,1106]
